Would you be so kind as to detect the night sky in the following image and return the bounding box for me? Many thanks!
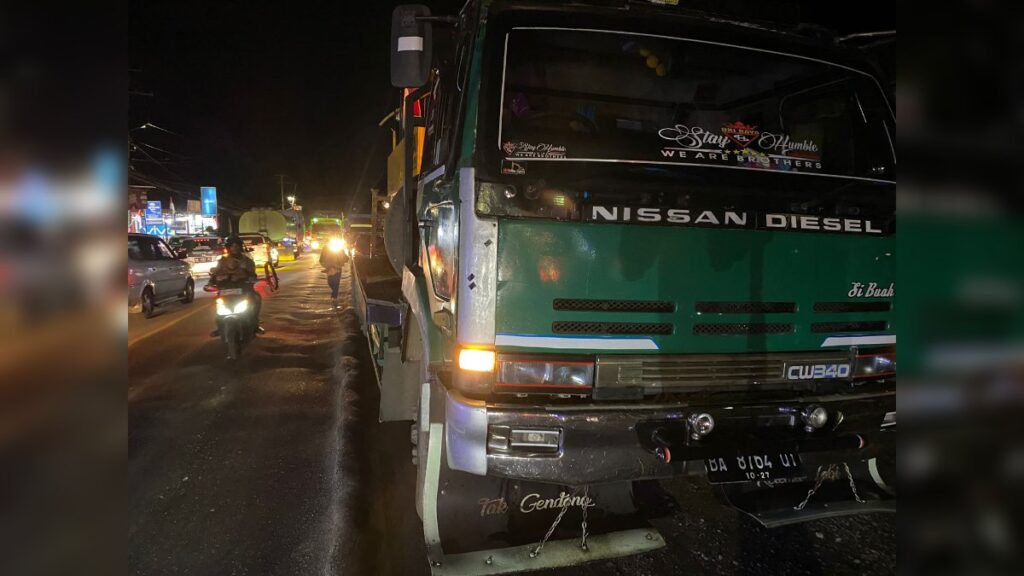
[129,0,891,213]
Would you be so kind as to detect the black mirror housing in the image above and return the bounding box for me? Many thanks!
[391,5,432,88]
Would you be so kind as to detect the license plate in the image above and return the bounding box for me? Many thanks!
[219,288,242,295]
[704,452,804,484]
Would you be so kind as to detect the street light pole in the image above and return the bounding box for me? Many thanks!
[277,174,286,210]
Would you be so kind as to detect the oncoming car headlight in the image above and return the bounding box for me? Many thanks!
[496,355,594,391]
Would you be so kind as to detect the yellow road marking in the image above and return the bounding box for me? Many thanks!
[128,300,214,348]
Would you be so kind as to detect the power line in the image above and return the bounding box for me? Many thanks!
[130,138,188,183]
[135,140,189,160]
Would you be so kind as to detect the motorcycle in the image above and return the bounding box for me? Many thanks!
[204,283,257,360]
[204,263,277,360]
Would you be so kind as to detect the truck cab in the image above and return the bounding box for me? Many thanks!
[354,1,895,571]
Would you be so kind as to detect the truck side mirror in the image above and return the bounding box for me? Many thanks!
[391,5,432,88]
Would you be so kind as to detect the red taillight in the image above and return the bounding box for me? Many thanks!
[128,270,134,286]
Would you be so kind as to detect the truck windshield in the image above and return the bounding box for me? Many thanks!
[311,222,341,235]
[497,28,895,182]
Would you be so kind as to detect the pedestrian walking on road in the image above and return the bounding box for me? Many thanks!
[319,237,348,308]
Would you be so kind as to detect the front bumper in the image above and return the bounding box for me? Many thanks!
[445,388,895,486]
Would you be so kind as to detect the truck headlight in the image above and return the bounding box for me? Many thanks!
[853,348,896,379]
[496,355,594,390]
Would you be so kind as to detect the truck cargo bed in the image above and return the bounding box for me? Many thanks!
[351,255,404,328]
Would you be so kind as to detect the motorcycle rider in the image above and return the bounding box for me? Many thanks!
[209,235,263,334]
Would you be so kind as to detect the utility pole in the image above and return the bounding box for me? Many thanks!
[276,174,287,210]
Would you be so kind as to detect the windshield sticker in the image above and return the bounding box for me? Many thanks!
[720,121,760,148]
[657,122,822,173]
[501,160,527,176]
[503,141,567,159]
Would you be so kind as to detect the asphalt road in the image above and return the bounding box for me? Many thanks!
[128,260,895,576]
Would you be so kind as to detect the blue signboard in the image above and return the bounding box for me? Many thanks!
[200,186,218,216]
[145,200,162,222]
[143,223,167,237]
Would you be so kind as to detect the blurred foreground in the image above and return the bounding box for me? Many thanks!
[900,4,1024,575]
[3,2,1024,575]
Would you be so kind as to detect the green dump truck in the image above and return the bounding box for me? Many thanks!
[352,2,896,573]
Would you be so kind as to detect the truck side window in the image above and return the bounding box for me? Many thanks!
[426,204,456,300]
[422,77,447,171]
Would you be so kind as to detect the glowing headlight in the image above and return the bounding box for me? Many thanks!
[327,237,346,253]
[458,348,495,372]
[496,356,594,389]
[216,298,249,316]
[216,298,232,316]
[311,239,321,250]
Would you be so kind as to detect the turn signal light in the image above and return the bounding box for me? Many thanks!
[458,348,495,372]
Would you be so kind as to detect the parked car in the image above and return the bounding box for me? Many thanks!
[169,235,223,277]
[239,233,278,268]
[129,233,195,318]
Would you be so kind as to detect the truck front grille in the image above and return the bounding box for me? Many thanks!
[811,321,889,333]
[553,298,675,313]
[594,350,852,396]
[693,323,794,335]
[695,301,796,314]
[813,301,892,313]
[552,321,673,335]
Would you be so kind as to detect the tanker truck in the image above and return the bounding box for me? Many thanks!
[239,207,305,259]
[350,2,896,573]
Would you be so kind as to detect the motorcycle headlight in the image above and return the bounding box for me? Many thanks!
[233,299,249,314]
[216,298,232,316]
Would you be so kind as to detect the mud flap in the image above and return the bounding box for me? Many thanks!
[419,423,666,575]
[380,347,419,421]
[433,529,665,576]
[714,457,896,528]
